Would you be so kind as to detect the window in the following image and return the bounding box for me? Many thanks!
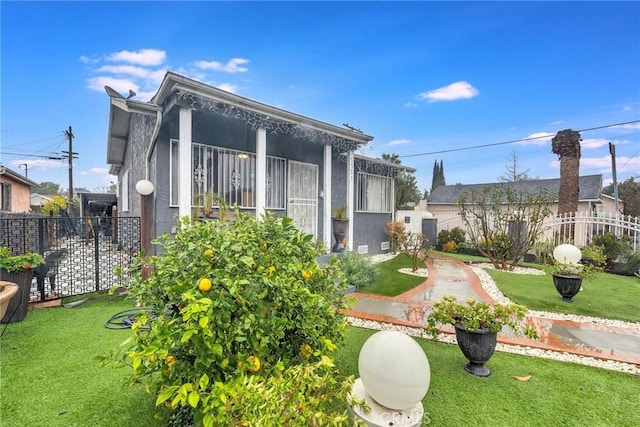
[120,170,129,212]
[356,172,392,213]
[184,142,287,210]
[1,183,11,211]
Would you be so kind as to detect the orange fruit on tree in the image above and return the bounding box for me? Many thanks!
[203,248,214,258]
[247,355,261,372]
[198,278,212,292]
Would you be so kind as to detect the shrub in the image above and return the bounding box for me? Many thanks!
[532,240,556,266]
[580,244,607,268]
[400,232,431,272]
[106,213,353,425]
[41,195,67,215]
[337,251,378,290]
[617,251,640,276]
[442,240,458,253]
[592,232,632,269]
[0,247,44,272]
[437,227,466,248]
[384,220,406,253]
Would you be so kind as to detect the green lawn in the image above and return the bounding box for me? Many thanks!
[1,297,638,426]
[433,251,640,323]
[335,327,640,427]
[358,253,425,296]
[486,267,640,323]
[0,295,159,427]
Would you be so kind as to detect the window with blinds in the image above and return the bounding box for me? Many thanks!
[356,172,392,213]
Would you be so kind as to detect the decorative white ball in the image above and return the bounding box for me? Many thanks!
[553,244,582,264]
[358,330,430,410]
[135,179,155,195]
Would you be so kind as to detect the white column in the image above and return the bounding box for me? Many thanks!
[346,150,355,251]
[255,128,267,220]
[323,144,332,252]
[391,177,396,222]
[178,108,192,220]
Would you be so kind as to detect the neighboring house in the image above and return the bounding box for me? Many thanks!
[0,166,38,213]
[105,71,412,255]
[30,193,54,214]
[427,174,621,218]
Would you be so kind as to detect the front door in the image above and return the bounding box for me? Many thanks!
[287,161,318,237]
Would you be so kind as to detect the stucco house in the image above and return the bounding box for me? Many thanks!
[105,71,412,255]
[0,166,38,213]
[427,174,621,219]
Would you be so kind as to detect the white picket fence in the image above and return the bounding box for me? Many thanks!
[437,211,639,252]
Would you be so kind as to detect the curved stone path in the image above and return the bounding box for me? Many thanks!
[341,255,640,374]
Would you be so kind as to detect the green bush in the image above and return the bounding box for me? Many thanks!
[592,232,632,268]
[107,213,355,425]
[337,251,378,290]
[618,251,640,276]
[437,227,466,248]
[532,240,556,266]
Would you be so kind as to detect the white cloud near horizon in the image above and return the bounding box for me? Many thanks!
[216,83,238,93]
[516,131,554,146]
[81,167,109,175]
[552,155,638,173]
[107,49,166,66]
[195,58,249,73]
[580,138,610,149]
[388,139,412,146]
[86,76,139,95]
[10,159,64,170]
[419,81,479,102]
[613,122,640,130]
[96,65,167,85]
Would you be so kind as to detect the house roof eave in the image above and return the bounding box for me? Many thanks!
[0,166,38,187]
[153,72,373,145]
[106,95,161,168]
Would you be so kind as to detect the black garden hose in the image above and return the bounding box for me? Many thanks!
[104,307,158,329]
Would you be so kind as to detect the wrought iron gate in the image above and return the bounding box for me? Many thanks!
[0,216,141,302]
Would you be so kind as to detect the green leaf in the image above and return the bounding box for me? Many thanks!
[199,316,209,328]
[199,373,210,390]
[188,391,200,408]
[181,330,195,343]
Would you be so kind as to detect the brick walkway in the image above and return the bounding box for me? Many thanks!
[342,256,640,366]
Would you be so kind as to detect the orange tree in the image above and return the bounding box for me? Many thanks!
[104,213,360,426]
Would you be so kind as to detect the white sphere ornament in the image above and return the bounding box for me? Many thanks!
[135,179,155,195]
[553,244,582,264]
[358,330,430,410]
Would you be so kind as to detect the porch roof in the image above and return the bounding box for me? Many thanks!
[106,72,374,174]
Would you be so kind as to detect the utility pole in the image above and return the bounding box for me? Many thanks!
[19,163,28,178]
[609,142,620,236]
[63,126,78,214]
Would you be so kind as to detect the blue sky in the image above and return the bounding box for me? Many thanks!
[1,1,639,195]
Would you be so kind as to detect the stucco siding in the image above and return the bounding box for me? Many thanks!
[352,212,392,255]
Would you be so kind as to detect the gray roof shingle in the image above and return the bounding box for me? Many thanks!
[427,174,602,204]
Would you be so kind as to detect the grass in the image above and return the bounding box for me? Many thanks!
[335,327,640,427]
[1,297,638,426]
[486,267,640,323]
[433,251,640,323]
[0,295,159,427]
[358,253,425,296]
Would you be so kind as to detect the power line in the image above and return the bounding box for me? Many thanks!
[0,151,62,160]
[399,119,640,159]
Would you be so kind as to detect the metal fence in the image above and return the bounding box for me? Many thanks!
[437,211,639,252]
[0,215,141,302]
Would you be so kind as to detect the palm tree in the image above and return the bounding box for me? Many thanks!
[551,129,581,240]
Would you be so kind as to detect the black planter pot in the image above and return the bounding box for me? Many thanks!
[454,323,497,377]
[0,269,35,323]
[551,273,582,303]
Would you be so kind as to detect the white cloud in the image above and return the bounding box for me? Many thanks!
[11,159,64,170]
[581,138,610,149]
[217,83,238,93]
[195,58,249,73]
[388,139,412,146]
[96,65,167,85]
[516,131,554,146]
[613,122,640,130]
[86,76,139,94]
[553,156,639,174]
[107,49,166,66]
[81,167,109,175]
[622,105,632,112]
[419,81,478,102]
[404,102,418,108]
[550,120,565,125]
